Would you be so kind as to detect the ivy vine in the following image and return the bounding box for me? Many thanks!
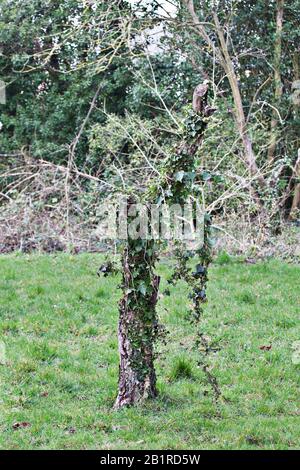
[99,85,221,406]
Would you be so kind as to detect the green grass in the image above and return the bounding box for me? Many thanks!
[0,253,299,450]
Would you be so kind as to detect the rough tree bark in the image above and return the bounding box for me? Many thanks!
[114,212,160,409]
[267,0,284,162]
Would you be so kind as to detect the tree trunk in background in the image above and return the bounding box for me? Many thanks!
[289,151,300,219]
[289,54,300,219]
[212,13,266,191]
[267,0,284,162]
[183,1,266,195]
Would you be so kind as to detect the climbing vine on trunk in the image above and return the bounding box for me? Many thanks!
[167,216,221,400]
[154,89,221,400]
[114,207,162,409]
[100,83,218,408]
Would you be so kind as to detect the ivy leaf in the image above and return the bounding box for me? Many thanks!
[156,195,164,205]
[196,264,206,274]
[185,171,196,181]
[175,171,185,182]
[201,171,211,181]
[138,282,147,296]
[207,237,216,247]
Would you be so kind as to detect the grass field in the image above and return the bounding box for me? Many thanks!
[0,253,299,450]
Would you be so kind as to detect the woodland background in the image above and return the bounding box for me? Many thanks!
[0,0,299,260]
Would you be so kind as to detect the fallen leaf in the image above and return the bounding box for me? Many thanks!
[112,425,129,431]
[259,345,272,351]
[65,426,76,434]
[12,422,31,430]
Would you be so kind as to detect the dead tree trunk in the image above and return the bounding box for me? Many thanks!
[114,82,213,409]
[114,208,160,409]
